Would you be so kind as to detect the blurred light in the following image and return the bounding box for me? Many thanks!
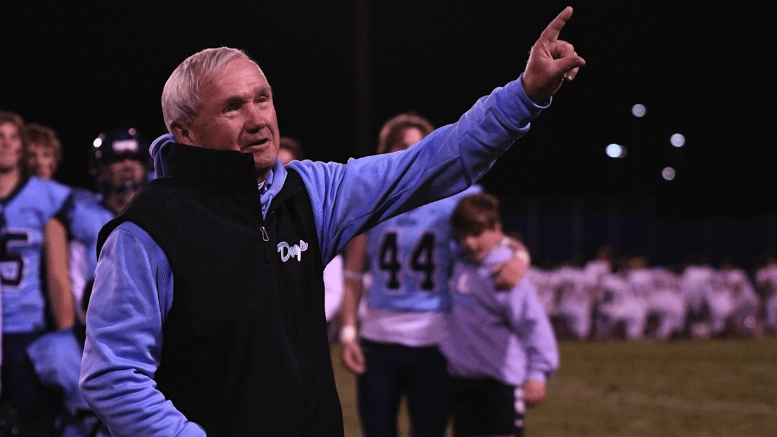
[93,138,102,148]
[662,167,676,180]
[670,133,685,148]
[128,127,137,135]
[631,104,646,118]
[606,143,627,158]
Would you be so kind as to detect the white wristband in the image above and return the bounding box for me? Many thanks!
[339,325,358,343]
[343,270,364,281]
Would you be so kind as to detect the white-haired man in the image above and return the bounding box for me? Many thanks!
[80,7,584,436]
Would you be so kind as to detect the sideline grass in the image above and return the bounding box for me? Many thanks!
[332,337,777,437]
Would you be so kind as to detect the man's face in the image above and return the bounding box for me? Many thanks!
[389,127,425,153]
[103,158,146,193]
[177,57,280,179]
[26,143,57,180]
[0,122,24,172]
[455,225,503,262]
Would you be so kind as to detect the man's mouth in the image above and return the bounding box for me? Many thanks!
[244,139,269,149]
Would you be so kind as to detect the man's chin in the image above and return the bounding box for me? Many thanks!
[252,155,277,181]
[253,148,278,164]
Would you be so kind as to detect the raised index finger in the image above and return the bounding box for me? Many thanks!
[539,6,573,43]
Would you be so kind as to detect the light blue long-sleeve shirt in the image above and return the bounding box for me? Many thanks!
[80,76,547,437]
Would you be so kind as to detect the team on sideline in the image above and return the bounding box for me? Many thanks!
[525,248,777,341]
[0,111,148,436]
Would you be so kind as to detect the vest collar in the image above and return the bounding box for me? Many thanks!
[164,142,258,187]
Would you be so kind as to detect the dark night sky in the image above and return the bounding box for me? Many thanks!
[3,2,774,218]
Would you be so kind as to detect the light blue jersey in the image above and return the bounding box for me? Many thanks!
[366,185,481,313]
[1,177,71,333]
[70,194,116,283]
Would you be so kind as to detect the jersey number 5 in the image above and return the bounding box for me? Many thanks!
[1,231,28,286]
[378,232,436,291]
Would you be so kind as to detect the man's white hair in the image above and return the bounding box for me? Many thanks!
[161,47,258,132]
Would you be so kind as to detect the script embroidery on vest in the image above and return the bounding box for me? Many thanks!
[277,240,309,262]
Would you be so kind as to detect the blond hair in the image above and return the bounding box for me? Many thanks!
[26,123,63,163]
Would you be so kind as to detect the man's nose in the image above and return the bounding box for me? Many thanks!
[244,103,267,131]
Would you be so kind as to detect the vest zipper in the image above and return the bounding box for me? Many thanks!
[259,197,305,428]
[260,226,269,241]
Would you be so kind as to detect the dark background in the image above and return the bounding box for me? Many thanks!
[2,1,774,219]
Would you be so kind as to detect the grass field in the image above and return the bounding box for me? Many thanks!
[331,337,777,437]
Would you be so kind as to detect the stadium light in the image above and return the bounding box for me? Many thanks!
[631,104,646,118]
[93,138,102,148]
[662,166,676,180]
[670,133,685,148]
[606,143,627,158]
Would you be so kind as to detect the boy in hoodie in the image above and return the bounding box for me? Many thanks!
[441,193,559,437]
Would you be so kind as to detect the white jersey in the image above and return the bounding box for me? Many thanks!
[722,268,759,309]
[651,268,682,295]
[599,273,636,317]
[626,268,653,300]
[705,271,734,334]
[646,267,686,339]
[555,265,593,339]
[323,254,344,322]
[755,264,777,298]
[681,265,715,314]
[599,273,647,340]
[524,266,558,316]
[583,259,611,288]
[555,265,592,306]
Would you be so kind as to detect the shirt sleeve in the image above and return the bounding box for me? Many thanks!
[79,222,204,437]
[509,280,560,383]
[289,75,548,264]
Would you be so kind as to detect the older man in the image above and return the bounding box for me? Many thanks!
[80,7,584,437]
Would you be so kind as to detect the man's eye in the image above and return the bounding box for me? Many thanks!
[223,104,240,113]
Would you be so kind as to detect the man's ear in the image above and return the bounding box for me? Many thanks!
[169,121,195,146]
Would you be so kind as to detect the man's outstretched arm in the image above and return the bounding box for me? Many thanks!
[294,7,585,263]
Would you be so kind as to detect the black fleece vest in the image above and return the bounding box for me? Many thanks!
[98,144,344,436]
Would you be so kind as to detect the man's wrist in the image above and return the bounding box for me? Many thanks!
[503,237,530,264]
[339,325,358,343]
[515,250,530,264]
